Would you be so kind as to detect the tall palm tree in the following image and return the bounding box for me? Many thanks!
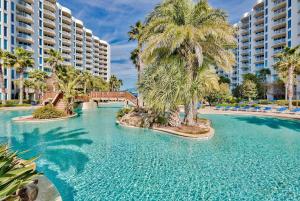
[92,76,109,92]
[129,21,145,107]
[14,47,34,104]
[0,49,6,104]
[109,75,123,92]
[28,69,48,101]
[45,49,64,92]
[140,0,235,125]
[258,68,271,99]
[56,65,83,114]
[2,51,16,101]
[274,46,300,109]
[81,71,94,94]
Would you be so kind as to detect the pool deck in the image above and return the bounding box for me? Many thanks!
[0,106,41,111]
[199,107,300,120]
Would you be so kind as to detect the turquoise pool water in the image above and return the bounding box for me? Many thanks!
[1,105,300,200]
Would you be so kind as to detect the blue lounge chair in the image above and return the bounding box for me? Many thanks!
[232,106,241,111]
[252,106,261,112]
[215,106,223,110]
[276,107,288,113]
[290,108,300,114]
[224,106,232,111]
[241,105,250,111]
[262,107,272,112]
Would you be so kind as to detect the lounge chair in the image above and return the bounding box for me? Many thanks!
[241,105,250,111]
[262,107,272,112]
[215,106,223,110]
[231,106,241,111]
[290,108,300,114]
[276,107,288,113]
[252,106,261,112]
[224,106,232,111]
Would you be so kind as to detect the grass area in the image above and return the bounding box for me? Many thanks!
[0,100,32,107]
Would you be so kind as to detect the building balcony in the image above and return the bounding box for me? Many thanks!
[16,1,34,14]
[44,0,56,12]
[255,40,264,48]
[16,12,33,24]
[24,0,34,3]
[17,34,34,44]
[62,53,72,60]
[62,38,71,46]
[241,56,249,62]
[62,25,71,32]
[272,38,286,47]
[273,8,286,20]
[44,9,56,20]
[44,27,56,36]
[255,58,264,64]
[272,0,286,11]
[44,19,56,29]
[62,31,71,39]
[254,32,264,40]
[16,22,34,34]
[273,18,286,29]
[62,16,72,25]
[62,46,71,53]
[76,35,83,41]
[272,28,286,38]
[254,49,264,55]
[18,44,33,52]
[44,36,56,45]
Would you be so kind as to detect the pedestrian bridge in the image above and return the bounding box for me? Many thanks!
[42,91,138,107]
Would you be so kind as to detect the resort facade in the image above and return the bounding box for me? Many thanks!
[223,0,298,99]
[0,0,111,99]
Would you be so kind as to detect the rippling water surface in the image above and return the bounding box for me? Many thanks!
[1,105,300,201]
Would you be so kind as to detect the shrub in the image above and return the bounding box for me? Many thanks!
[0,100,31,107]
[258,99,272,105]
[116,107,132,119]
[155,115,168,126]
[33,105,66,119]
[0,144,40,200]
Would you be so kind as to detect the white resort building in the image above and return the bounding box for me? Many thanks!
[222,0,299,99]
[0,0,111,99]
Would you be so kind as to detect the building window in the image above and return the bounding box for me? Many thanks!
[11,24,14,34]
[288,10,291,18]
[4,39,7,50]
[11,2,14,11]
[11,36,14,45]
[265,8,268,15]
[288,0,291,7]
[4,27,7,37]
[288,41,291,47]
[288,31,291,39]
[39,57,42,64]
[11,13,14,22]
[39,48,42,55]
[39,11,42,18]
[4,0,7,10]
[4,13,7,23]
[39,39,42,46]
[39,29,42,36]
[288,20,291,29]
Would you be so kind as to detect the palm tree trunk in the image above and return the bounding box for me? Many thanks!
[19,72,24,104]
[6,67,12,100]
[288,66,295,110]
[285,83,288,101]
[0,66,6,105]
[184,65,196,126]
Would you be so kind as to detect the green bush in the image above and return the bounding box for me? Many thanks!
[33,105,66,119]
[116,107,132,119]
[275,100,300,106]
[0,144,40,200]
[155,115,168,126]
[0,100,31,107]
[258,99,272,105]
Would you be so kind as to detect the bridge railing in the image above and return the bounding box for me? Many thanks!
[90,92,137,105]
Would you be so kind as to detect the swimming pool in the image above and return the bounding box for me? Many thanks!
[1,105,300,200]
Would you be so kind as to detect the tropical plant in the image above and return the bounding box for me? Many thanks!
[219,76,231,84]
[139,0,236,125]
[274,46,300,109]
[24,79,35,101]
[109,75,123,92]
[0,144,39,200]
[14,47,34,104]
[28,69,48,101]
[33,104,66,119]
[56,65,83,114]
[258,68,271,99]
[92,76,109,92]
[45,49,64,92]
[81,71,94,94]
[1,51,16,102]
[0,49,6,104]
[242,80,257,101]
[128,21,144,71]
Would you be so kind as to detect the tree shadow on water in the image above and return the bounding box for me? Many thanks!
[234,116,300,132]
[0,127,93,201]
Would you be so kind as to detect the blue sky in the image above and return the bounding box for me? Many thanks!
[59,0,255,89]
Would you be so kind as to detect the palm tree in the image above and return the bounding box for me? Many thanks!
[56,65,83,114]
[81,71,94,94]
[129,21,145,107]
[92,76,108,92]
[140,0,235,125]
[45,49,64,92]
[14,47,34,104]
[28,69,48,101]
[274,46,300,109]
[109,75,123,92]
[0,49,6,104]
[258,68,271,99]
[2,51,16,101]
